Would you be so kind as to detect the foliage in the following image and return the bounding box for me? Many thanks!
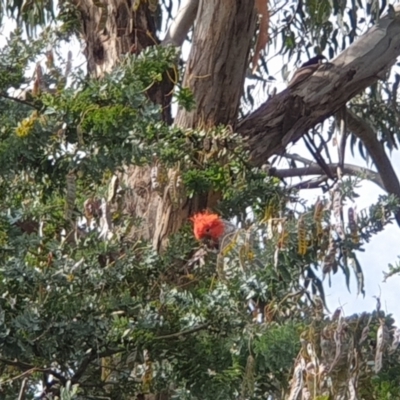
[0,1,399,400]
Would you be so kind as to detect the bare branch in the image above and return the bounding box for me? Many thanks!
[154,323,208,340]
[162,0,199,47]
[270,163,384,189]
[0,357,66,385]
[346,109,400,225]
[288,176,328,190]
[283,153,315,165]
[17,378,28,400]
[0,93,37,109]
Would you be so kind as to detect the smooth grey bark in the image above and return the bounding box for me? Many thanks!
[174,0,257,128]
[162,0,199,47]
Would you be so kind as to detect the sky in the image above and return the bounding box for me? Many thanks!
[1,4,400,323]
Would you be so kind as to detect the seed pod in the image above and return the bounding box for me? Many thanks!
[348,207,359,244]
[313,198,324,237]
[322,235,337,275]
[297,215,307,256]
[332,183,345,239]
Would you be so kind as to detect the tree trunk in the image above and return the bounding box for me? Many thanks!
[175,0,257,129]
[76,0,173,122]
[148,0,257,249]
[77,0,257,251]
[77,0,159,75]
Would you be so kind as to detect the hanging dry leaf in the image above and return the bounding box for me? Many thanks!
[98,198,113,241]
[322,234,337,276]
[32,63,43,96]
[241,355,255,397]
[389,327,400,355]
[288,358,304,400]
[107,174,119,203]
[375,320,389,373]
[331,308,341,321]
[359,324,370,345]
[332,182,345,239]
[65,51,72,78]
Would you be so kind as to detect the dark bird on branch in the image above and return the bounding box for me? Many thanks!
[288,55,327,87]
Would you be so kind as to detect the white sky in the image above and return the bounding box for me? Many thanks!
[1,5,400,323]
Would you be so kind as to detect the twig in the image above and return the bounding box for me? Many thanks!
[0,93,37,109]
[288,176,328,190]
[283,152,314,165]
[0,358,67,385]
[270,163,384,189]
[1,368,35,385]
[154,323,208,340]
[17,378,28,400]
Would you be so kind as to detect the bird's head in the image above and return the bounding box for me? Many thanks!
[190,211,225,243]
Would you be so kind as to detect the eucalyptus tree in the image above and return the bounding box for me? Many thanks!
[0,0,400,399]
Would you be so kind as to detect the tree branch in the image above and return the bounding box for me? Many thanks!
[17,378,28,400]
[238,5,400,165]
[71,324,208,384]
[270,163,384,189]
[283,153,315,165]
[0,357,67,385]
[346,108,400,225]
[162,0,199,47]
[71,350,99,383]
[289,176,328,190]
[154,323,208,340]
[0,93,37,109]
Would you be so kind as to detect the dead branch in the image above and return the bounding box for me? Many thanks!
[271,163,384,189]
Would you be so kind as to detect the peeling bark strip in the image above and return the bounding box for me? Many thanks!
[239,5,400,165]
[174,0,257,128]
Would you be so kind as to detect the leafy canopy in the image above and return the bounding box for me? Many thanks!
[0,1,399,400]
